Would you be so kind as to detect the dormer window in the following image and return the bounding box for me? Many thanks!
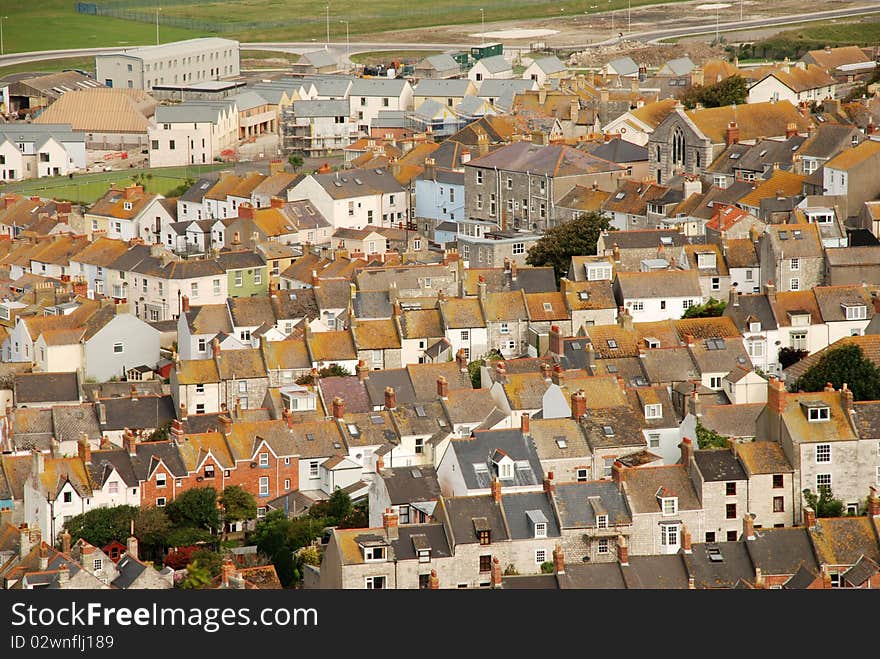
[492,450,514,479]
[527,510,549,538]
[535,522,547,538]
[364,546,386,561]
[418,549,431,563]
[696,252,716,269]
[803,401,830,422]
[596,514,608,529]
[749,321,761,333]
[645,404,662,419]
[478,530,491,545]
[645,337,660,349]
[657,488,678,515]
[123,202,133,211]
[843,304,867,321]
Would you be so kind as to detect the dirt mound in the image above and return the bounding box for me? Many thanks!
[568,40,725,69]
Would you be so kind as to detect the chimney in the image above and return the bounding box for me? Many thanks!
[456,348,468,373]
[585,342,595,372]
[681,526,692,553]
[510,260,517,281]
[437,376,448,399]
[679,437,694,466]
[178,401,188,421]
[688,390,702,418]
[477,275,487,302]
[803,506,816,529]
[221,559,235,588]
[550,362,563,385]
[39,544,49,571]
[270,196,285,209]
[520,413,530,435]
[490,556,503,589]
[429,569,440,589]
[460,150,471,165]
[219,415,232,436]
[170,418,184,443]
[495,361,507,380]
[684,333,695,347]
[212,338,221,359]
[181,295,190,314]
[767,376,786,414]
[553,544,565,575]
[376,455,385,472]
[841,382,853,413]
[540,362,552,382]
[122,428,137,456]
[538,87,547,105]
[282,407,293,428]
[549,325,564,356]
[868,486,880,517]
[754,567,765,589]
[61,530,71,555]
[763,279,776,301]
[617,535,629,566]
[19,525,40,559]
[332,397,345,419]
[618,307,633,332]
[237,203,255,219]
[571,389,587,420]
[728,283,739,308]
[78,433,91,464]
[543,470,555,495]
[785,122,798,139]
[611,460,624,485]
[127,523,139,561]
[356,359,369,381]
[384,386,397,410]
[72,277,88,298]
[232,231,241,246]
[491,477,502,503]
[424,157,436,180]
[743,513,755,541]
[123,184,143,199]
[382,507,399,541]
[612,242,620,263]
[725,121,740,146]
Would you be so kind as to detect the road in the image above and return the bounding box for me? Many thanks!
[0,4,878,67]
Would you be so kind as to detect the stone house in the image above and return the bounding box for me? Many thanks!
[757,223,825,294]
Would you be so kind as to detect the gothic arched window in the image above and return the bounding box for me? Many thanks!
[672,127,685,166]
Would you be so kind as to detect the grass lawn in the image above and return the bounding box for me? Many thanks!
[0,57,95,79]
[5,0,689,51]
[240,50,300,62]
[350,50,441,66]
[768,17,880,46]
[2,164,227,204]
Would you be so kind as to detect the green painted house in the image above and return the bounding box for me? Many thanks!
[217,250,268,298]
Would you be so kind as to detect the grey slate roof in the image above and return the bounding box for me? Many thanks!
[437,494,509,545]
[302,49,339,69]
[363,369,418,408]
[112,554,148,589]
[502,491,560,540]
[349,78,409,97]
[684,541,755,589]
[380,466,442,505]
[531,56,566,75]
[415,79,474,97]
[475,55,511,74]
[14,372,80,405]
[98,396,176,431]
[477,78,534,99]
[587,137,648,164]
[744,528,819,576]
[692,449,747,482]
[391,524,452,561]
[554,481,631,529]
[421,54,458,71]
[451,428,543,490]
[154,100,236,125]
[293,99,351,118]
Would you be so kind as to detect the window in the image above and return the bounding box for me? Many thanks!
[597,538,609,555]
[94,558,104,573]
[213,279,220,295]
[478,530,491,546]
[648,433,660,449]
[512,242,524,255]
[364,576,386,589]
[196,404,205,414]
[235,272,243,287]
[534,522,547,538]
[156,473,166,488]
[399,505,410,525]
[660,524,679,547]
[108,481,118,495]
[748,340,764,358]
[198,338,207,353]
[816,473,832,490]
[63,491,73,504]
[191,282,199,297]
[499,322,509,334]
[726,482,737,496]
[772,474,784,488]
[711,277,720,291]
[365,546,386,561]
[709,376,722,389]
[844,305,867,321]
[596,514,608,529]
[535,549,547,564]
[790,331,807,350]
[239,380,248,394]
[726,530,738,542]
[603,458,614,478]
[815,444,831,462]
[809,407,830,422]
[576,468,589,482]
[195,383,205,394]
[204,464,215,479]
[682,300,693,310]
[745,269,754,281]
[309,461,319,479]
[479,555,492,572]
[829,572,841,589]
[476,170,483,185]
[156,497,166,507]
[773,496,784,513]
[790,258,799,271]
[113,342,124,354]
[415,437,424,454]
[726,503,737,519]
[631,301,644,311]
[790,278,800,291]
[259,477,269,497]
[644,404,662,419]
[661,497,678,515]
[461,330,469,341]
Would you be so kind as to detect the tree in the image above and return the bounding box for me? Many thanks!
[295,364,351,384]
[253,510,327,587]
[792,343,880,401]
[288,153,304,172]
[219,485,257,526]
[679,75,748,110]
[62,505,138,548]
[134,506,171,560]
[165,487,221,533]
[525,211,612,283]
[191,549,223,577]
[695,422,729,449]
[179,560,213,589]
[682,297,726,318]
[778,346,809,370]
[802,487,844,518]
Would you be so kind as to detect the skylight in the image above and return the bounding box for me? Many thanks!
[555,437,568,449]
[603,426,615,437]
[607,339,618,349]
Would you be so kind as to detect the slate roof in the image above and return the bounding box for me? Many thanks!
[468,141,623,176]
[744,527,819,576]
[14,372,79,405]
[502,491,560,540]
[380,466,442,505]
[621,465,702,513]
[685,541,755,589]
[554,481,631,529]
[435,494,509,545]
[451,428,543,490]
[692,449,747,482]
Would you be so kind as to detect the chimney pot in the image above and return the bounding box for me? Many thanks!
[520,413,530,434]
[803,506,816,528]
[384,386,397,410]
[332,397,345,419]
[491,477,502,503]
[743,513,756,540]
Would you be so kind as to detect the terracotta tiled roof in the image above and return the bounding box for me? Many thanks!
[736,170,806,208]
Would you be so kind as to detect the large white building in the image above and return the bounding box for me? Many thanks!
[96,38,240,91]
[148,100,239,167]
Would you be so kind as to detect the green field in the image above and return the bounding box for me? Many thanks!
[2,0,688,53]
[0,57,96,79]
[1,164,228,204]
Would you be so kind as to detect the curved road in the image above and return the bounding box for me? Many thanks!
[0,4,878,67]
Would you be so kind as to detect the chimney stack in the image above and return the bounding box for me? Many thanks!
[181,295,190,314]
[127,521,138,560]
[490,556,503,588]
[170,418,184,443]
[841,382,853,413]
[78,433,91,464]
[617,535,629,566]
[61,530,71,555]
[553,544,565,575]
[540,362,552,382]
[679,437,694,466]
[457,348,468,373]
[803,506,816,529]
[549,325,564,356]
[491,477,502,504]
[221,559,235,588]
[767,376,786,414]
[382,507,399,541]
[743,513,755,540]
[868,486,880,517]
[681,525,692,553]
[384,386,397,410]
[332,397,345,419]
[219,415,232,436]
[429,569,440,589]
[728,283,739,308]
[122,428,137,456]
[611,460,624,485]
[212,338,221,359]
[436,376,448,399]
[356,359,369,381]
[571,389,587,420]
[725,121,740,146]
[520,413,530,435]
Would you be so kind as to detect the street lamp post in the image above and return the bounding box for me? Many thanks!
[325,6,330,50]
[155,8,160,46]
[628,0,631,34]
[480,8,485,46]
[339,20,350,72]
[1,16,9,56]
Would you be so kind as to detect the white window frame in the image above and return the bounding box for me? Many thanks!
[259,476,269,497]
[597,538,609,554]
[535,549,547,564]
[596,514,608,529]
[815,443,831,462]
[816,473,832,490]
[661,497,678,515]
[534,522,547,538]
[364,546,386,562]
[259,452,269,467]
[644,404,662,419]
